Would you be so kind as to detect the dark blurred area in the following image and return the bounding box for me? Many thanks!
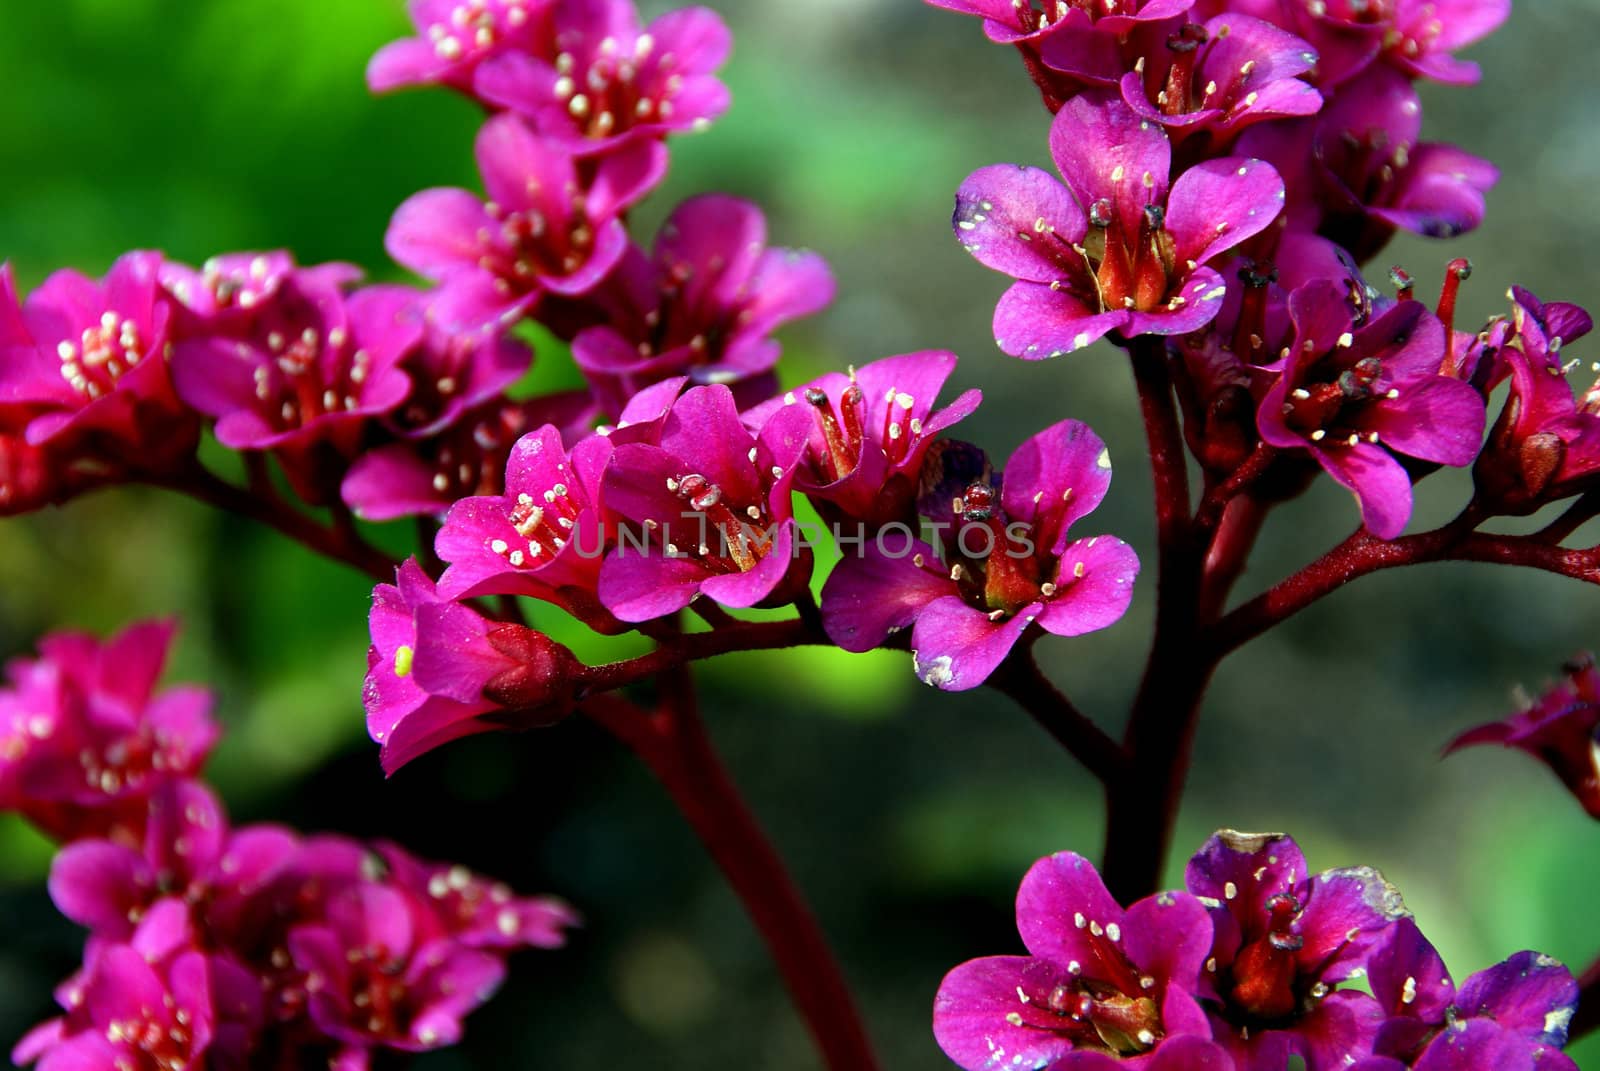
[3,0,1600,1067]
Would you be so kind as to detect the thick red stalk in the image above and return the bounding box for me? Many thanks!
[1100,338,1217,902]
[585,686,881,1071]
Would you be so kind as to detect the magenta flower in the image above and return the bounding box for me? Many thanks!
[287,882,507,1057]
[375,841,579,952]
[926,0,1196,46]
[433,424,613,614]
[386,112,665,328]
[822,420,1139,691]
[1239,68,1497,261]
[341,391,594,521]
[474,0,731,152]
[1446,653,1600,819]
[0,255,197,471]
[1263,0,1507,87]
[742,351,982,529]
[365,560,583,773]
[598,384,815,621]
[1363,918,1578,1070]
[933,851,1215,1068]
[1256,283,1485,539]
[571,195,834,416]
[955,93,1284,358]
[1384,0,1509,84]
[1474,289,1600,514]
[14,898,262,1071]
[0,619,218,844]
[1185,831,1410,1071]
[1113,15,1322,136]
[160,251,362,336]
[368,0,553,94]
[170,280,419,503]
[48,779,226,942]
[383,287,535,438]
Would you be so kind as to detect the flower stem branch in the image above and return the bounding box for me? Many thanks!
[578,617,829,696]
[583,688,881,1071]
[1533,492,1600,545]
[150,461,397,582]
[990,647,1127,782]
[1209,515,1600,657]
[1194,444,1276,533]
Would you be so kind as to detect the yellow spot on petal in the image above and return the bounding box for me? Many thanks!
[395,645,415,678]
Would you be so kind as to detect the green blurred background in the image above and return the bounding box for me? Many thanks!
[3,0,1599,1066]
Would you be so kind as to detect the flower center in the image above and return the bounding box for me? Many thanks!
[497,477,581,566]
[1310,0,1393,25]
[1225,892,1306,1020]
[56,312,145,399]
[549,34,682,140]
[429,404,530,501]
[1140,23,1222,119]
[426,0,532,63]
[1013,0,1130,32]
[105,1008,196,1071]
[255,322,369,430]
[664,472,773,572]
[485,200,598,287]
[1011,914,1165,1056]
[802,383,924,483]
[341,944,414,1041]
[1280,347,1392,447]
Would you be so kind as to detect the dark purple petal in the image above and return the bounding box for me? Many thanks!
[1296,866,1410,983]
[1454,952,1577,1047]
[1367,918,1455,1023]
[1413,1020,1537,1071]
[1370,144,1497,240]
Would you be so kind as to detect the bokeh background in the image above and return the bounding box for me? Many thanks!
[3,0,1600,1066]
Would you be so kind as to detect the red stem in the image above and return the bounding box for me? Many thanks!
[1210,515,1600,657]
[585,688,881,1071]
[990,647,1127,781]
[1100,339,1215,902]
[1197,494,1270,622]
[578,617,826,696]
[148,461,396,581]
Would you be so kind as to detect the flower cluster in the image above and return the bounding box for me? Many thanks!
[934,832,1578,1071]
[4,621,575,1070]
[929,0,1522,539]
